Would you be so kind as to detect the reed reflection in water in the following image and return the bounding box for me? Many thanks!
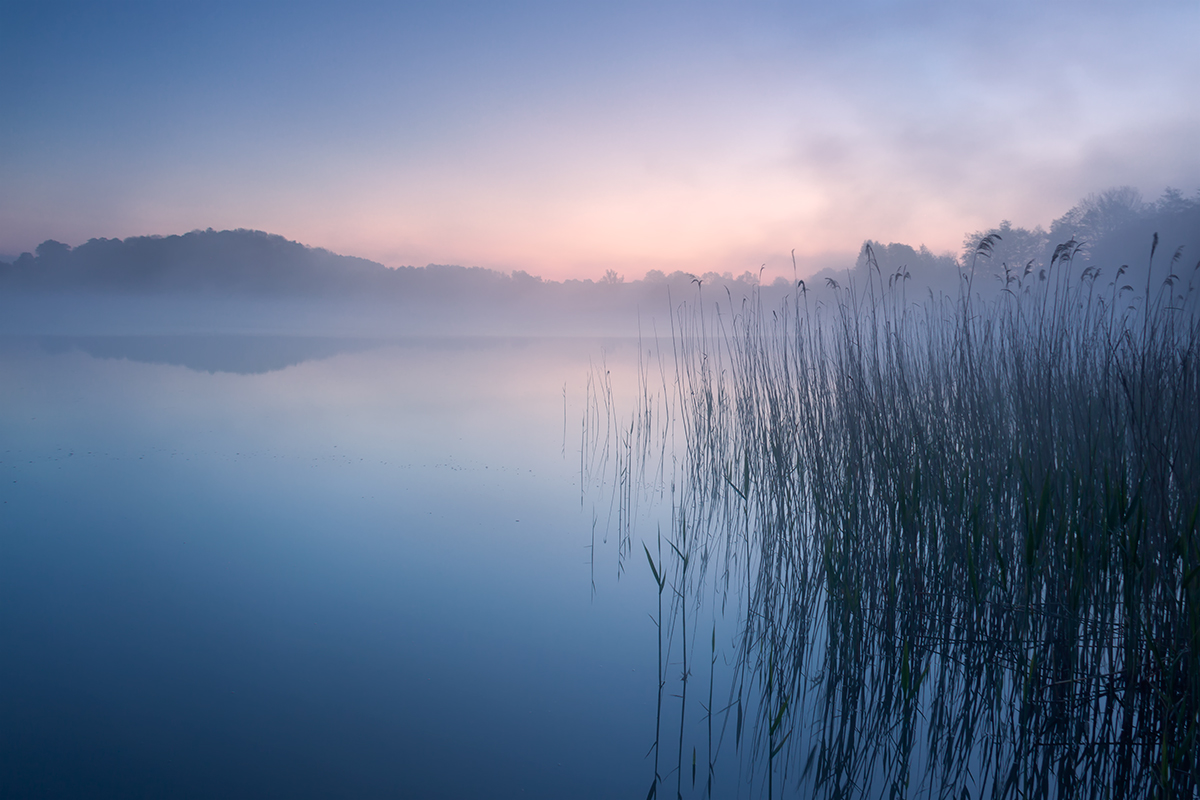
[587,239,1200,798]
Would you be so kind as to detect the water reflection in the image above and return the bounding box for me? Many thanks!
[589,272,1199,798]
[0,335,657,799]
[36,334,384,374]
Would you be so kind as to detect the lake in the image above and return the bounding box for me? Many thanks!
[4,308,1195,799]
[0,334,662,799]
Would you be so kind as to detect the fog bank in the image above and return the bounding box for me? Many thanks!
[2,188,1196,337]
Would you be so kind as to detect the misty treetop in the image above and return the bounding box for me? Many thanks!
[834,188,1200,304]
[963,187,1200,287]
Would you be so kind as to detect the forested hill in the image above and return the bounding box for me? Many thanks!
[0,227,724,309]
[1,188,1196,336]
[0,229,400,296]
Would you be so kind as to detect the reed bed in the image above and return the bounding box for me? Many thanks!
[589,237,1200,798]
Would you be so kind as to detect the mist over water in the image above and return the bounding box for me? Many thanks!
[3,187,1197,339]
[2,187,1198,798]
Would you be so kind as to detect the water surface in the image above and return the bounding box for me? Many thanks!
[1,335,656,799]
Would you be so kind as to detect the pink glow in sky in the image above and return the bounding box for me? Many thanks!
[3,1,1198,282]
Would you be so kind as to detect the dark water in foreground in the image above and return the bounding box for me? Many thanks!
[0,335,657,799]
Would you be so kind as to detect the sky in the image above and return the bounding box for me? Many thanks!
[2,0,1198,281]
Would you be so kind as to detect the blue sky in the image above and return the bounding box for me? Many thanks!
[2,0,1197,279]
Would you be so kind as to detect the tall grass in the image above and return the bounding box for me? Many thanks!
[591,237,1200,798]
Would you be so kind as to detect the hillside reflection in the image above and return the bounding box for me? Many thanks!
[37,335,384,375]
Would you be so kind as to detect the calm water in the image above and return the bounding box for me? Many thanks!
[0,335,659,799]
